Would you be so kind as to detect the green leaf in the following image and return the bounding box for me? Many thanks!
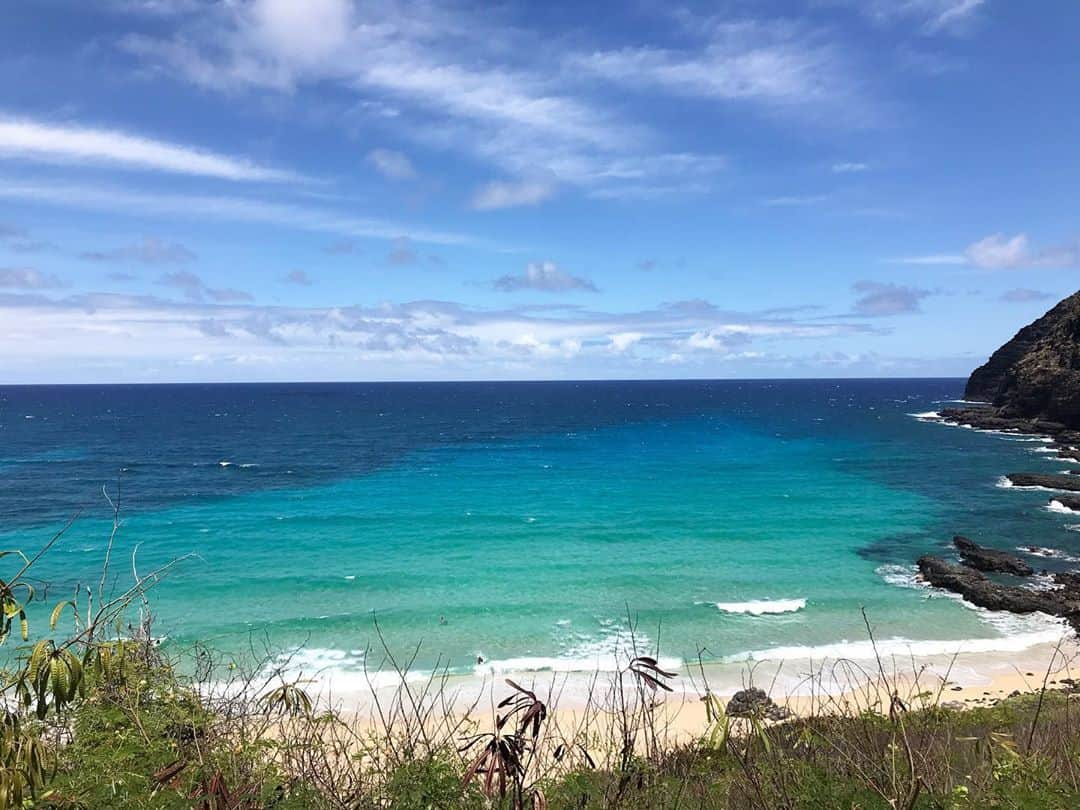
[49,600,75,631]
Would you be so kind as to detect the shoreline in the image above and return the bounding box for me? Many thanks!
[256,636,1080,726]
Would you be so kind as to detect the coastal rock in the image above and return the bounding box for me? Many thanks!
[1007,473,1080,492]
[915,556,1067,616]
[936,407,1072,439]
[726,687,792,721]
[965,290,1080,428]
[952,536,1033,576]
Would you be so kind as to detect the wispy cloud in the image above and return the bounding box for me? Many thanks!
[0,179,482,247]
[892,233,1079,269]
[80,236,196,264]
[571,20,855,111]
[366,148,417,181]
[0,116,297,181]
[158,270,252,302]
[0,289,880,380]
[851,281,932,316]
[471,178,557,211]
[836,0,987,35]
[0,268,67,290]
[117,2,842,200]
[1001,288,1053,303]
[387,237,417,266]
[965,233,1078,269]
[832,161,869,173]
[282,270,313,286]
[493,261,597,293]
[762,194,829,207]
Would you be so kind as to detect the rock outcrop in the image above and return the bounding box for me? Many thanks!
[916,556,1080,631]
[1006,473,1080,492]
[726,687,792,721]
[965,290,1080,428]
[952,536,1033,576]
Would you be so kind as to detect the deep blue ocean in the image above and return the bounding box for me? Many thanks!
[1,380,1077,681]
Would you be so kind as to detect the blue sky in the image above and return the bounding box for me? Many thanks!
[0,0,1077,382]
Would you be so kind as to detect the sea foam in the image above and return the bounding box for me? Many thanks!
[715,598,806,615]
[1048,500,1079,514]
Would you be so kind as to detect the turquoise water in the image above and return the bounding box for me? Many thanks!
[2,380,1077,680]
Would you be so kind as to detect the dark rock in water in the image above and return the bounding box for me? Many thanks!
[953,536,1033,576]
[1050,495,1080,512]
[936,407,1075,440]
[726,687,792,721]
[915,557,1067,622]
[1007,473,1080,492]
[965,290,1080,429]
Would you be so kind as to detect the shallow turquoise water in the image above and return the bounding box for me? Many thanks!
[2,380,1077,679]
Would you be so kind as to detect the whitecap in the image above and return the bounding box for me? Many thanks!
[876,564,921,589]
[1048,500,1079,514]
[715,598,806,615]
[218,460,233,468]
[908,411,941,420]
[723,621,1067,664]
[1018,545,1080,563]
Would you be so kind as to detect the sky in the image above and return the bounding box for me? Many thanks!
[0,0,1078,383]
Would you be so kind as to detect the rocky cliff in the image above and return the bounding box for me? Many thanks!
[965,290,1080,428]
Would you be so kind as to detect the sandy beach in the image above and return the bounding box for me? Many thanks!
[276,636,1080,747]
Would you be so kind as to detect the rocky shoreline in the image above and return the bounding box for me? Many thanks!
[917,537,1080,633]
[910,293,1080,634]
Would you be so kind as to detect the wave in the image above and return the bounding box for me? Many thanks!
[908,411,941,420]
[477,624,681,677]
[1048,500,1079,514]
[715,598,806,615]
[1019,545,1080,563]
[722,623,1067,664]
[998,477,1066,492]
[876,564,921,589]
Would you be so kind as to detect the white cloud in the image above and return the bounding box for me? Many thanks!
[572,22,849,108]
[118,2,841,200]
[0,116,296,181]
[0,292,880,382]
[366,147,417,181]
[889,253,966,265]
[891,233,1079,269]
[832,161,868,173]
[840,0,986,35]
[493,261,597,292]
[471,178,557,211]
[965,233,1079,269]
[0,179,480,247]
[609,332,645,352]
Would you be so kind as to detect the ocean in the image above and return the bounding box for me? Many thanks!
[1,379,1076,685]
